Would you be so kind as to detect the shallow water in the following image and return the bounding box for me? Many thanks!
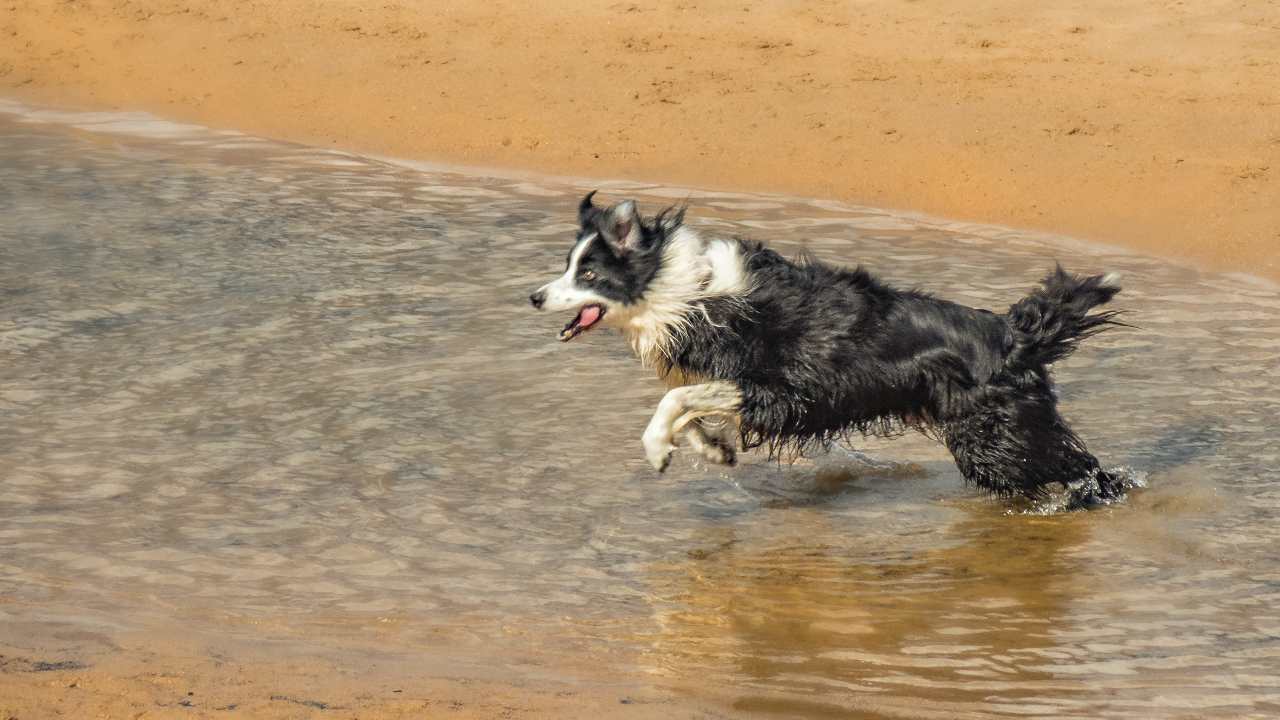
[1,102,1279,717]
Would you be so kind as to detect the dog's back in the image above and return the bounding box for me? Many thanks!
[667,243,1123,504]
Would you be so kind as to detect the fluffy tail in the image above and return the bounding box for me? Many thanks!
[1004,265,1123,372]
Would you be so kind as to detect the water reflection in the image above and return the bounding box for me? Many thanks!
[1,101,1279,717]
[647,506,1087,716]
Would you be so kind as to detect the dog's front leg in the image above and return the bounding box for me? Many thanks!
[643,381,743,472]
[683,418,738,466]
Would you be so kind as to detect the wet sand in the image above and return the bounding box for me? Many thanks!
[3,0,1278,280]
[0,631,686,720]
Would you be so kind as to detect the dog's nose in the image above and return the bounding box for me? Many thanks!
[529,290,546,309]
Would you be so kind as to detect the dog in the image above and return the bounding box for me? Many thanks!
[530,192,1126,506]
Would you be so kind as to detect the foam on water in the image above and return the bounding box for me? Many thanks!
[2,99,1279,717]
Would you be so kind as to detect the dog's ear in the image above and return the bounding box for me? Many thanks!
[602,200,644,254]
[655,204,686,236]
[578,190,601,227]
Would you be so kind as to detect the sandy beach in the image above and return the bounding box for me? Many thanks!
[2,0,1277,279]
[4,3,1280,719]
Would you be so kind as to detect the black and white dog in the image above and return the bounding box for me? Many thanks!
[530,192,1125,506]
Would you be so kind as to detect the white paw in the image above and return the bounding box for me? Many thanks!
[643,429,676,473]
[698,441,737,466]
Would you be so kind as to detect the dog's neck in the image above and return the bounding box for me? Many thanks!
[617,226,751,370]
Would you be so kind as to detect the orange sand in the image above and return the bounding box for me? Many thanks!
[2,0,1277,278]
[0,630,689,720]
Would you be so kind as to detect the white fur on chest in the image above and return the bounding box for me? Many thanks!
[617,227,751,372]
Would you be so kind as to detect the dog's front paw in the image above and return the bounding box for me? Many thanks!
[643,430,676,473]
[705,442,737,466]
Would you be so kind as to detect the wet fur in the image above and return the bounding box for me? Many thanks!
[532,194,1126,506]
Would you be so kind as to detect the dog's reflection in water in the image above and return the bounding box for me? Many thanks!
[643,506,1091,716]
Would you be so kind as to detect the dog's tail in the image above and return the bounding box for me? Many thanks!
[1004,265,1123,372]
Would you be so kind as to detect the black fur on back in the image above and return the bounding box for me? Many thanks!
[658,238,1125,503]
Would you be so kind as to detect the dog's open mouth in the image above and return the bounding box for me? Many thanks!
[559,304,606,342]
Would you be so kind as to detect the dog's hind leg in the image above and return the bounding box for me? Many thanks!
[682,417,738,466]
[942,384,1117,505]
[643,382,742,472]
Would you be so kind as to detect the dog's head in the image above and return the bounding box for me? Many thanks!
[529,192,682,341]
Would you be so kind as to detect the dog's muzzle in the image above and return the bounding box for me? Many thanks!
[529,290,546,309]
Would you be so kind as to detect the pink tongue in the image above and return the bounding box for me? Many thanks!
[578,305,602,328]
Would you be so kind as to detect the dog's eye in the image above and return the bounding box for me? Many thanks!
[580,270,597,282]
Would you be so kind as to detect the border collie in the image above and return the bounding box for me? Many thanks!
[530,193,1125,507]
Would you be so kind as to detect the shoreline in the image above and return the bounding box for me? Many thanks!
[3,0,1277,280]
[4,95,1273,293]
[0,630,690,720]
